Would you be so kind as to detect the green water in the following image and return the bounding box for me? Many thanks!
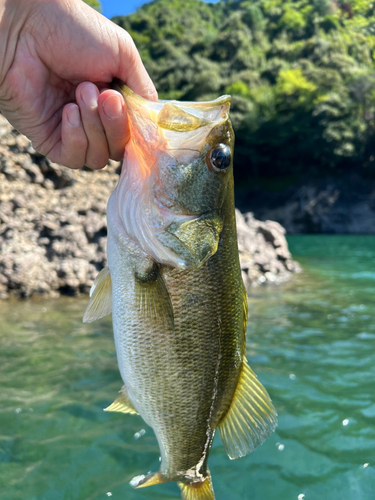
[1,236,375,500]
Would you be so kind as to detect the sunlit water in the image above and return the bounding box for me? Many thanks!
[1,236,375,500]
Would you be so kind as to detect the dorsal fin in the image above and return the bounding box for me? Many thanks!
[217,285,277,459]
[218,359,277,459]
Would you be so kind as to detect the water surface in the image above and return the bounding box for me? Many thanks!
[1,235,375,500]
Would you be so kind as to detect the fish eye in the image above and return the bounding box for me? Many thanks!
[210,144,231,172]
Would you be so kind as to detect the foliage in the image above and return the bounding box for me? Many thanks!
[112,0,375,181]
[83,0,101,12]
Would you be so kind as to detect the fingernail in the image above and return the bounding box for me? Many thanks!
[67,105,81,127]
[103,95,123,119]
[81,83,98,109]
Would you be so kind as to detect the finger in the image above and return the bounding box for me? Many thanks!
[76,82,109,169]
[98,89,129,161]
[58,103,88,169]
[115,27,158,102]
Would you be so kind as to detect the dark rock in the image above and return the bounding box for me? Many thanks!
[236,210,301,289]
[248,176,375,234]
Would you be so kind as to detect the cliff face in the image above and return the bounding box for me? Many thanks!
[0,115,299,299]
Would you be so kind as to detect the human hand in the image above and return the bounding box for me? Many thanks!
[0,0,157,169]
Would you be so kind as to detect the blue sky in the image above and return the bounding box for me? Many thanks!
[101,0,146,18]
[100,0,218,19]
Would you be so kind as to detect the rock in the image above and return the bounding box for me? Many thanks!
[236,210,301,288]
[0,115,119,299]
[0,114,299,298]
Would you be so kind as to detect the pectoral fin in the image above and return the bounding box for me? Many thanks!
[135,263,174,326]
[104,386,138,415]
[218,359,277,460]
[83,266,112,323]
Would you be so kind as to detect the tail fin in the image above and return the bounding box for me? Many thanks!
[178,471,215,500]
[131,469,215,500]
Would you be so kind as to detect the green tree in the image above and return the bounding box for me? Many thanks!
[111,0,375,182]
[83,0,101,12]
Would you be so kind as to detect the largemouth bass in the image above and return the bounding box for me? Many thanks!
[83,83,277,500]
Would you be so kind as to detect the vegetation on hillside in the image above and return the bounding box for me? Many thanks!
[83,0,101,12]
[113,0,375,182]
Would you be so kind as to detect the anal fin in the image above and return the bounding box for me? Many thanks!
[178,471,215,500]
[83,266,112,323]
[218,358,277,460]
[104,386,138,415]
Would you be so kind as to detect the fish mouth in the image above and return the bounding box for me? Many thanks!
[113,79,231,127]
[113,79,230,158]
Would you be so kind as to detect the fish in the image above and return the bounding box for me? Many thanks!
[83,81,277,500]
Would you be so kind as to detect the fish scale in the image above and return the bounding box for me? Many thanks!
[83,83,277,500]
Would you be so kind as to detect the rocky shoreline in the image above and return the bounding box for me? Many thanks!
[0,115,300,299]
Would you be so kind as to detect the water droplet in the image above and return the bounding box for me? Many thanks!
[15,408,21,413]
[277,443,285,451]
[289,374,296,380]
[363,463,369,468]
[159,456,162,462]
[134,429,146,440]
[106,493,112,497]
[298,494,305,500]
[342,418,349,426]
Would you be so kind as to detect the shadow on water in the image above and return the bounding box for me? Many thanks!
[1,235,375,499]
